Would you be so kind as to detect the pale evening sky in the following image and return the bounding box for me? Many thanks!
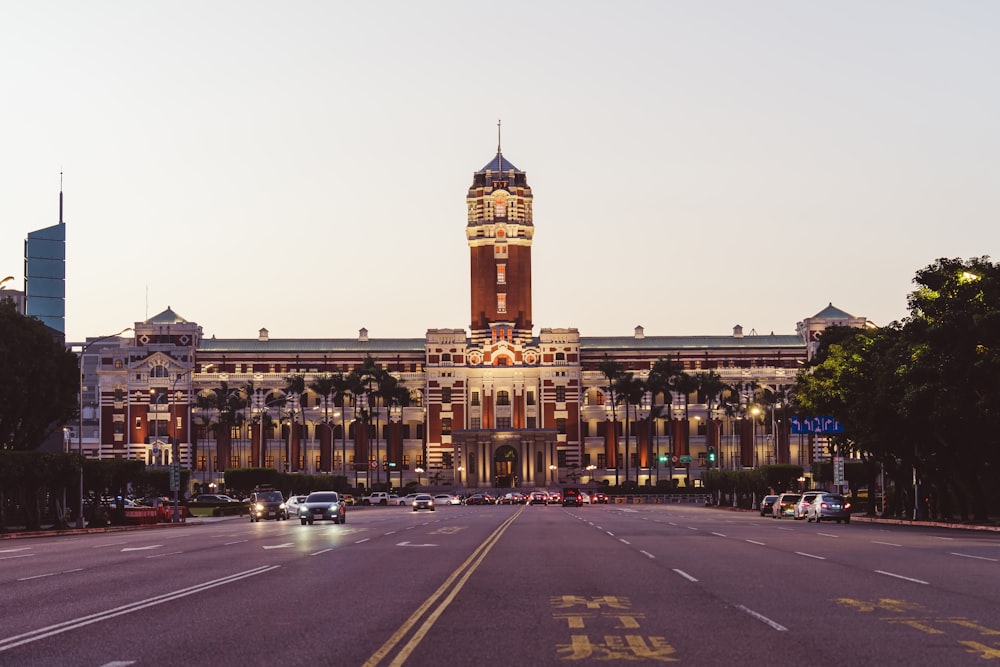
[2,1,998,344]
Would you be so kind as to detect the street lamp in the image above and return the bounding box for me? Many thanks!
[169,370,192,522]
[586,464,597,484]
[77,327,132,529]
[549,464,557,483]
[415,466,424,487]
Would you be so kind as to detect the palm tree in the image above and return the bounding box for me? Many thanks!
[647,358,683,485]
[697,370,726,469]
[616,373,644,485]
[283,374,306,471]
[193,392,217,486]
[598,355,625,485]
[309,373,338,472]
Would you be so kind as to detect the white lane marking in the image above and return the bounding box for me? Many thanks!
[872,540,901,547]
[687,527,699,531]
[310,548,333,556]
[776,527,793,532]
[746,540,766,546]
[121,545,161,552]
[817,533,839,538]
[17,572,57,581]
[62,568,84,574]
[673,569,698,583]
[224,540,248,545]
[606,531,615,536]
[0,548,31,553]
[619,539,631,545]
[355,538,370,544]
[711,532,726,538]
[0,554,33,561]
[795,552,826,560]
[876,570,929,585]
[639,550,655,559]
[0,566,278,652]
[261,543,293,550]
[951,552,999,562]
[145,551,183,559]
[92,542,127,548]
[385,531,398,535]
[396,541,437,547]
[934,536,954,541]
[736,605,788,631]
[99,661,136,666]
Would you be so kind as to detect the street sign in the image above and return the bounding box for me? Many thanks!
[679,455,692,463]
[833,456,845,485]
[169,461,180,491]
[671,455,679,464]
[369,460,377,469]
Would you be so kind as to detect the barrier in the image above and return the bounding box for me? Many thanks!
[123,507,158,525]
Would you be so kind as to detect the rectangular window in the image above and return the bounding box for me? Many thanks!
[441,387,452,404]
[497,417,511,429]
[527,416,536,429]
[443,452,453,468]
[496,264,506,284]
[526,391,535,406]
[471,391,480,406]
[555,386,566,402]
[556,418,567,434]
[470,417,481,430]
[441,418,452,435]
[497,293,506,314]
[597,453,606,468]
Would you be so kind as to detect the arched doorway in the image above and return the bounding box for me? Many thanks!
[494,445,519,488]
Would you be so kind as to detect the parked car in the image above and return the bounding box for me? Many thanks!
[433,493,460,505]
[794,491,824,520]
[562,488,583,507]
[807,493,852,523]
[528,492,549,505]
[399,493,420,506]
[194,494,240,503]
[341,494,356,506]
[759,495,778,517]
[411,494,435,512]
[248,489,287,522]
[298,491,347,525]
[772,493,800,518]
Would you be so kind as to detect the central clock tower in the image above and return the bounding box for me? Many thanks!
[466,140,534,344]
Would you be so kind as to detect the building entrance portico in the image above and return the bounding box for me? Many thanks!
[452,429,558,488]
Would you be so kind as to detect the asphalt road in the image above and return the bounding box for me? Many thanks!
[2,503,999,666]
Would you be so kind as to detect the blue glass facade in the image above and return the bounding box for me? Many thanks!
[24,221,66,332]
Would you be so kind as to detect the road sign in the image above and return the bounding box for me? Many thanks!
[671,455,679,464]
[170,461,180,491]
[369,460,377,469]
[680,455,692,463]
[833,456,845,485]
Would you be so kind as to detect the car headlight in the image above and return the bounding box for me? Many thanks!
[254,503,264,511]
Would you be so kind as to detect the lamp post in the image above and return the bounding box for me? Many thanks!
[750,406,761,468]
[549,464,557,484]
[169,370,192,522]
[77,327,132,529]
[586,464,597,484]
[389,401,402,488]
[415,466,424,488]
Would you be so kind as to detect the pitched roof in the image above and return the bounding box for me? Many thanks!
[478,154,520,173]
[146,306,188,325]
[811,303,855,320]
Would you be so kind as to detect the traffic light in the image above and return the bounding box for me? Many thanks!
[707,447,716,465]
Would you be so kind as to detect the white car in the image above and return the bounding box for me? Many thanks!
[284,495,308,517]
[399,493,420,506]
[434,494,461,505]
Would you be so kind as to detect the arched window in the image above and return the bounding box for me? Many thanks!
[151,365,168,378]
[496,390,510,406]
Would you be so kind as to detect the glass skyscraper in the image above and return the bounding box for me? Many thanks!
[24,219,66,333]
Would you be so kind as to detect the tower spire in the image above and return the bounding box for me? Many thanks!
[497,118,502,171]
[59,171,64,224]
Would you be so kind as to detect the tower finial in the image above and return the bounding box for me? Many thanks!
[497,118,502,171]
[59,171,64,224]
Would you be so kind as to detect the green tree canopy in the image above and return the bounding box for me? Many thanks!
[0,301,80,450]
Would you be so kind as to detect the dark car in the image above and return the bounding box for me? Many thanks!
[298,491,347,525]
[807,493,852,524]
[529,492,549,505]
[248,489,287,522]
[562,488,583,507]
[464,494,491,506]
[759,495,778,517]
[592,492,609,504]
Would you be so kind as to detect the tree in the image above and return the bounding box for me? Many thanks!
[0,301,79,450]
[597,355,625,485]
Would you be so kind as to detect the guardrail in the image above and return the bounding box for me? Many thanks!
[612,494,711,505]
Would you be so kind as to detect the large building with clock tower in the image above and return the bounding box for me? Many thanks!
[77,139,868,492]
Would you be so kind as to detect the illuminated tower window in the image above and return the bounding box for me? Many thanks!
[494,194,506,217]
[494,243,507,258]
[496,264,506,285]
[497,293,507,313]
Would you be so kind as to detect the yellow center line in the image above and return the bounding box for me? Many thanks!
[362,507,524,667]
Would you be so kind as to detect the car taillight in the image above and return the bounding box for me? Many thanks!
[821,502,828,509]
[844,502,851,509]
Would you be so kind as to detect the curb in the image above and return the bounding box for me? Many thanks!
[0,520,205,540]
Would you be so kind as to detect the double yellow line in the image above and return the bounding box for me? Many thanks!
[363,507,523,667]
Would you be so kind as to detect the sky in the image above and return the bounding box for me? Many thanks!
[3,1,998,344]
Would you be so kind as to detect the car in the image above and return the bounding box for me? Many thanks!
[592,492,609,504]
[772,493,800,518]
[388,494,402,506]
[794,491,824,520]
[759,495,778,517]
[464,494,490,505]
[528,492,549,505]
[284,495,308,517]
[411,494,435,511]
[433,493,460,505]
[580,492,591,504]
[562,488,583,507]
[248,489,287,521]
[193,494,240,503]
[341,494,356,506]
[547,492,562,505]
[298,491,347,525]
[499,492,526,505]
[807,493,852,523]
[400,493,420,506]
